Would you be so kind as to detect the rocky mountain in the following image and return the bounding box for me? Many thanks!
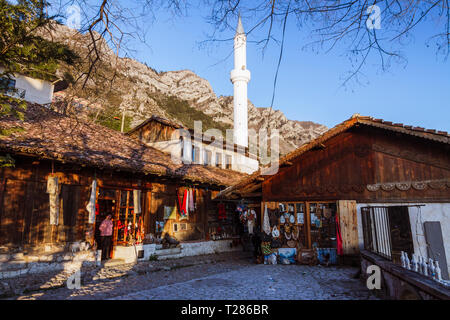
[47,23,328,155]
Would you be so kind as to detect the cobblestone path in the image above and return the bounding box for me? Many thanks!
[4,252,376,300]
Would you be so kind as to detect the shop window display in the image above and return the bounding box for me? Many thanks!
[116,190,144,245]
[260,201,339,266]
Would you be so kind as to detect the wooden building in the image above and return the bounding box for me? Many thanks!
[127,116,259,174]
[218,114,450,276]
[0,104,246,260]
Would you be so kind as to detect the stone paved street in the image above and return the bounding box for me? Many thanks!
[5,252,377,300]
[113,264,376,300]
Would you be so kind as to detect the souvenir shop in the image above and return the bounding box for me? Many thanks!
[258,201,343,265]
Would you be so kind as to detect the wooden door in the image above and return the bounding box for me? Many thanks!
[337,200,359,255]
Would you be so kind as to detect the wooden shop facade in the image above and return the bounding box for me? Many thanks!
[0,103,246,257]
[218,114,450,270]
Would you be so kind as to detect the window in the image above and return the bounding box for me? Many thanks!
[0,77,15,91]
[204,149,212,166]
[0,77,25,99]
[179,137,184,159]
[225,155,232,170]
[361,206,413,261]
[215,153,223,168]
[192,146,200,164]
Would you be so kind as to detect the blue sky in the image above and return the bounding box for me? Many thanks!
[76,2,450,131]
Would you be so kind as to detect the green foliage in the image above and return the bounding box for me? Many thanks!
[0,154,15,167]
[156,96,231,136]
[0,0,78,81]
[89,106,132,133]
[0,93,26,120]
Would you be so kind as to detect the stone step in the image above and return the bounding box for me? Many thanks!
[155,247,181,256]
[103,258,126,267]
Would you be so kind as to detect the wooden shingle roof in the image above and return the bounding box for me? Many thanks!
[217,114,450,198]
[0,103,246,187]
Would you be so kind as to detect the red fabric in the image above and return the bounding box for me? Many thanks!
[177,188,188,217]
[218,203,226,220]
[335,214,343,255]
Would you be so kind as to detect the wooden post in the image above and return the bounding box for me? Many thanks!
[121,111,125,133]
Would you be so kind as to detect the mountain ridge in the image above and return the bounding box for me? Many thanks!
[48,23,328,155]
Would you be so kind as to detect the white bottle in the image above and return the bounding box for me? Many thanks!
[429,258,436,279]
[417,256,423,274]
[405,253,411,270]
[435,261,442,281]
[411,254,418,272]
[422,257,428,276]
[400,251,406,268]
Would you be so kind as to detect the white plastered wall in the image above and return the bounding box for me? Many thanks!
[0,67,54,105]
[143,138,259,174]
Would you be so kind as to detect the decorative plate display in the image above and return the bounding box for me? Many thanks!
[289,214,295,223]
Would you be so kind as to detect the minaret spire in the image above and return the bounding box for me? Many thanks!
[230,15,251,148]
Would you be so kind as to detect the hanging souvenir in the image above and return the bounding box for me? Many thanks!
[297,212,304,224]
[280,214,285,224]
[292,226,299,240]
[218,203,226,220]
[289,214,295,224]
[271,226,280,238]
[315,219,321,228]
[263,204,271,235]
[287,240,297,248]
[188,188,195,213]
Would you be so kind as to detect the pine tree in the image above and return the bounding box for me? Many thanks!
[0,0,78,166]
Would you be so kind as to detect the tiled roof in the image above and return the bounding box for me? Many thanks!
[0,103,247,187]
[217,114,450,198]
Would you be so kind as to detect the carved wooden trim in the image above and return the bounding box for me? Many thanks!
[366,184,380,192]
[412,181,427,190]
[381,183,395,191]
[367,179,450,192]
[428,181,446,190]
[395,182,411,191]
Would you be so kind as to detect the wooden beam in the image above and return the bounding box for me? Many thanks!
[241,192,262,198]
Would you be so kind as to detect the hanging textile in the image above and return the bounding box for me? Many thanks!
[46,175,60,225]
[86,179,97,224]
[184,189,189,218]
[335,214,343,255]
[263,204,271,235]
[188,188,195,213]
[133,190,142,214]
[177,188,189,220]
[218,203,226,220]
[247,209,256,234]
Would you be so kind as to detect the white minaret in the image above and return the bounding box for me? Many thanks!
[230,16,251,148]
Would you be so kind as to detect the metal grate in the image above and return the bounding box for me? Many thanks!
[361,206,392,260]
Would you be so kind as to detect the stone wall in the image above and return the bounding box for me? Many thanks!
[114,240,242,263]
[0,249,97,280]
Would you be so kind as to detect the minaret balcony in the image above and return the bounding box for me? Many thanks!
[230,69,251,83]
